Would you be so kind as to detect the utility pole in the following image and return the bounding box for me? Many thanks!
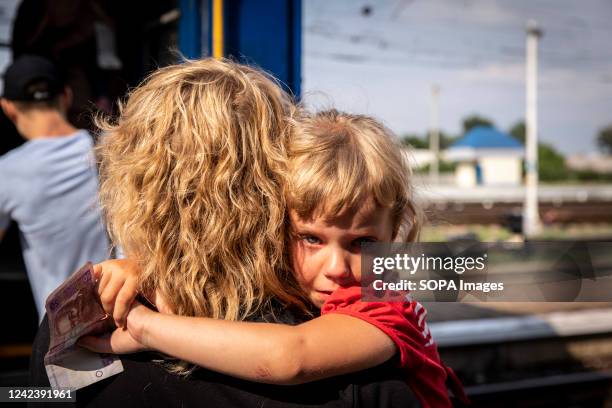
[429,84,440,184]
[523,20,543,238]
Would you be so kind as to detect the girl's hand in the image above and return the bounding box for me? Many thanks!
[94,259,141,328]
[78,302,154,354]
[78,327,146,354]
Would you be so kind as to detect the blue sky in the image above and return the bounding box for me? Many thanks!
[302,0,612,154]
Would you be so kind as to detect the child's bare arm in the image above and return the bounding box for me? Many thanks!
[132,308,396,385]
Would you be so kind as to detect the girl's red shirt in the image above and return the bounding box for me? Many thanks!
[321,286,469,408]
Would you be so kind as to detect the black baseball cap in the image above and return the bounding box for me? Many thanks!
[2,55,62,102]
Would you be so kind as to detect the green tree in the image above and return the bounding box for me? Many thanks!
[509,121,526,144]
[508,121,569,181]
[439,132,460,149]
[415,161,457,174]
[401,134,428,149]
[597,125,612,154]
[538,143,568,181]
[462,115,494,133]
[508,120,570,181]
[401,132,459,149]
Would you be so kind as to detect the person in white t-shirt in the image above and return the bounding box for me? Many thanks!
[0,55,109,319]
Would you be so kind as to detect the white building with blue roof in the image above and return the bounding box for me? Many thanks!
[444,126,525,187]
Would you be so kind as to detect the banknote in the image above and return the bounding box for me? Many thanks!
[44,262,124,390]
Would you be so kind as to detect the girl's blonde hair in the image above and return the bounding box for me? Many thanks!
[96,59,308,328]
[287,109,420,241]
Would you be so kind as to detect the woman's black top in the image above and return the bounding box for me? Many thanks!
[29,309,421,408]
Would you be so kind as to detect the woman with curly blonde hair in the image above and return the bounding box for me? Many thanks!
[95,58,308,331]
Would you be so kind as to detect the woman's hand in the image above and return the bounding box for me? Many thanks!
[78,302,154,354]
[94,259,141,328]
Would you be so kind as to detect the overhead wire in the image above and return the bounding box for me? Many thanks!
[304,1,612,68]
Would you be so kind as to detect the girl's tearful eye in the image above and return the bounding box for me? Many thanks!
[302,235,322,245]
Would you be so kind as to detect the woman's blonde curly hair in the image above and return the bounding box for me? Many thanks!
[96,58,308,331]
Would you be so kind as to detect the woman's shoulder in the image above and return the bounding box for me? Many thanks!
[249,299,316,325]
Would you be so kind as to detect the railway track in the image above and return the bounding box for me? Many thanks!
[463,369,612,407]
[432,307,612,407]
[424,200,612,225]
